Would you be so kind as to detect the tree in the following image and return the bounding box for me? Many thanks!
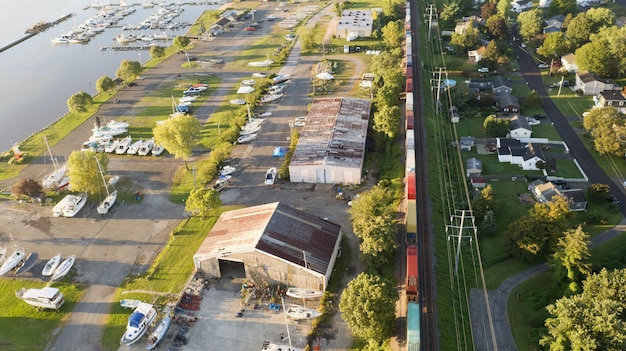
[548,0,576,17]
[522,90,541,110]
[67,91,93,113]
[582,106,626,156]
[486,16,508,40]
[339,273,398,342]
[481,1,497,20]
[115,59,142,83]
[150,45,165,59]
[67,151,109,197]
[448,83,472,109]
[95,76,116,94]
[373,104,400,139]
[481,40,502,69]
[576,39,618,77]
[472,185,497,224]
[518,9,544,41]
[541,268,626,351]
[439,2,461,28]
[381,0,403,22]
[593,26,626,78]
[480,210,497,237]
[173,35,190,51]
[450,24,480,51]
[185,188,221,217]
[497,0,512,19]
[333,1,345,17]
[483,114,509,137]
[564,8,615,49]
[552,226,591,292]
[537,32,569,59]
[585,183,610,202]
[153,114,201,169]
[381,20,404,49]
[356,214,398,266]
[350,186,396,234]
[12,179,43,198]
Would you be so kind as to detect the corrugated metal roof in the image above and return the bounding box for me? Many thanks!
[194,202,342,275]
[291,97,370,169]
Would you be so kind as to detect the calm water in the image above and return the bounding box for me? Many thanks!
[0,0,221,149]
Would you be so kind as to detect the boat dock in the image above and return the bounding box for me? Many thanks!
[0,14,74,54]
[100,45,153,52]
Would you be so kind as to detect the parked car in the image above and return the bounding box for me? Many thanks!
[244,26,256,31]
[538,63,550,69]
[521,42,527,48]
[477,67,489,73]
[526,117,540,126]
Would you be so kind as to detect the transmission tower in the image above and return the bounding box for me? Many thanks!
[446,209,476,276]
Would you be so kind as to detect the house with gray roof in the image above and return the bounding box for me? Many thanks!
[509,115,532,139]
[530,180,587,211]
[594,90,626,114]
[497,93,520,113]
[575,71,620,95]
[466,157,482,177]
[492,76,513,95]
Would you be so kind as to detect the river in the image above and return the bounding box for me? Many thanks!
[0,0,222,150]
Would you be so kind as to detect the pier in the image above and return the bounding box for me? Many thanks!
[100,45,154,52]
[0,14,74,53]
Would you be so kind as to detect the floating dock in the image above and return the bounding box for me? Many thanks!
[0,14,74,53]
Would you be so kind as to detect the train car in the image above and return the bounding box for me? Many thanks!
[406,199,416,241]
[406,151,415,174]
[406,174,416,200]
[406,245,418,297]
[406,92,414,112]
[406,109,414,130]
[406,129,415,149]
[405,76,413,93]
[407,301,421,351]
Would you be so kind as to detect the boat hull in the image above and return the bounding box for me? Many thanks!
[285,288,324,299]
[42,253,61,276]
[16,252,39,275]
[16,287,64,310]
[0,249,25,276]
[52,255,76,281]
[145,314,171,350]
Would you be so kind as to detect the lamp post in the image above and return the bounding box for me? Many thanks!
[138,52,142,67]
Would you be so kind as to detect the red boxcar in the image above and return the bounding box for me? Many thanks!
[406,245,418,298]
[406,109,414,130]
[406,173,416,200]
[405,77,413,93]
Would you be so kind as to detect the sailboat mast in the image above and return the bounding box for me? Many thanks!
[44,136,59,170]
[281,295,294,350]
[95,156,110,196]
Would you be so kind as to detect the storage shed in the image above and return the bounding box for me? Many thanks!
[193,202,343,291]
[289,97,370,185]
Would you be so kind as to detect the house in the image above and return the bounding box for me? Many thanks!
[497,93,520,113]
[193,202,343,290]
[593,90,626,113]
[468,46,486,63]
[560,53,578,73]
[496,138,545,170]
[575,71,619,95]
[470,177,487,188]
[530,180,587,211]
[511,0,533,13]
[335,10,373,39]
[545,15,565,28]
[539,0,552,7]
[466,78,492,93]
[492,76,513,95]
[509,115,532,139]
[460,136,475,151]
[543,24,562,34]
[466,157,482,177]
[454,16,481,35]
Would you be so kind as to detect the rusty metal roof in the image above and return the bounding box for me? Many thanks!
[194,202,342,274]
[291,97,370,169]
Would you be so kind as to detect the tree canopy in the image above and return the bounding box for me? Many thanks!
[483,115,509,137]
[381,20,404,49]
[582,106,626,156]
[153,114,201,168]
[150,45,165,59]
[173,35,190,50]
[95,76,116,94]
[541,268,626,351]
[373,104,400,139]
[537,32,569,59]
[518,9,544,41]
[551,225,591,293]
[185,188,221,217]
[115,60,142,83]
[67,91,93,113]
[339,273,398,342]
[12,178,43,198]
[67,151,110,198]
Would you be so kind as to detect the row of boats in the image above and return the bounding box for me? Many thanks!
[51,5,137,44]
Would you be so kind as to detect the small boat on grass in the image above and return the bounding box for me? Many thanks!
[285,288,324,299]
[120,299,142,309]
[121,302,157,346]
[52,255,76,281]
[42,253,61,276]
[115,136,132,154]
[145,313,171,350]
[285,305,321,320]
[265,168,277,186]
[16,287,65,310]
[151,144,164,156]
[16,252,38,275]
[237,133,257,144]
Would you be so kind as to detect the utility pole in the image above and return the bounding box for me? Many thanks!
[426,4,437,42]
[446,209,476,276]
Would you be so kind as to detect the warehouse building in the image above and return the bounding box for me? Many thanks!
[289,97,370,185]
[193,202,343,291]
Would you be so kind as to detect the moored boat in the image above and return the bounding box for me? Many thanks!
[51,255,76,281]
[16,287,65,310]
[145,313,171,350]
[42,253,62,276]
[120,302,158,346]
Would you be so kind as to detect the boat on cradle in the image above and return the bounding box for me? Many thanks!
[151,144,165,156]
[272,74,291,84]
[256,111,272,118]
[82,140,106,153]
[42,136,69,189]
[115,136,133,154]
[252,72,268,78]
[104,139,120,153]
[16,252,39,275]
[285,306,321,320]
[260,93,284,104]
[120,299,142,309]
[120,302,158,346]
[0,248,25,276]
[268,85,286,94]
[42,253,61,276]
[145,313,171,350]
[138,138,155,156]
[265,167,277,186]
[127,139,143,155]
[61,192,88,218]
[239,125,261,135]
[285,288,324,299]
[92,123,127,137]
[229,99,246,105]
[16,287,65,310]
[109,175,120,186]
[96,156,117,215]
[51,255,76,281]
[237,133,257,144]
[106,120,130,129]
[177,101,192,107]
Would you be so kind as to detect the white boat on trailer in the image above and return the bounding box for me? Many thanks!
[16,287,65,310]
[42,253,62,276]
[120,302,158,346]
[265,167,277,186]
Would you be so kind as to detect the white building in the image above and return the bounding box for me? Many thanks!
[335,9,374,40]
[289,97,370,185]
